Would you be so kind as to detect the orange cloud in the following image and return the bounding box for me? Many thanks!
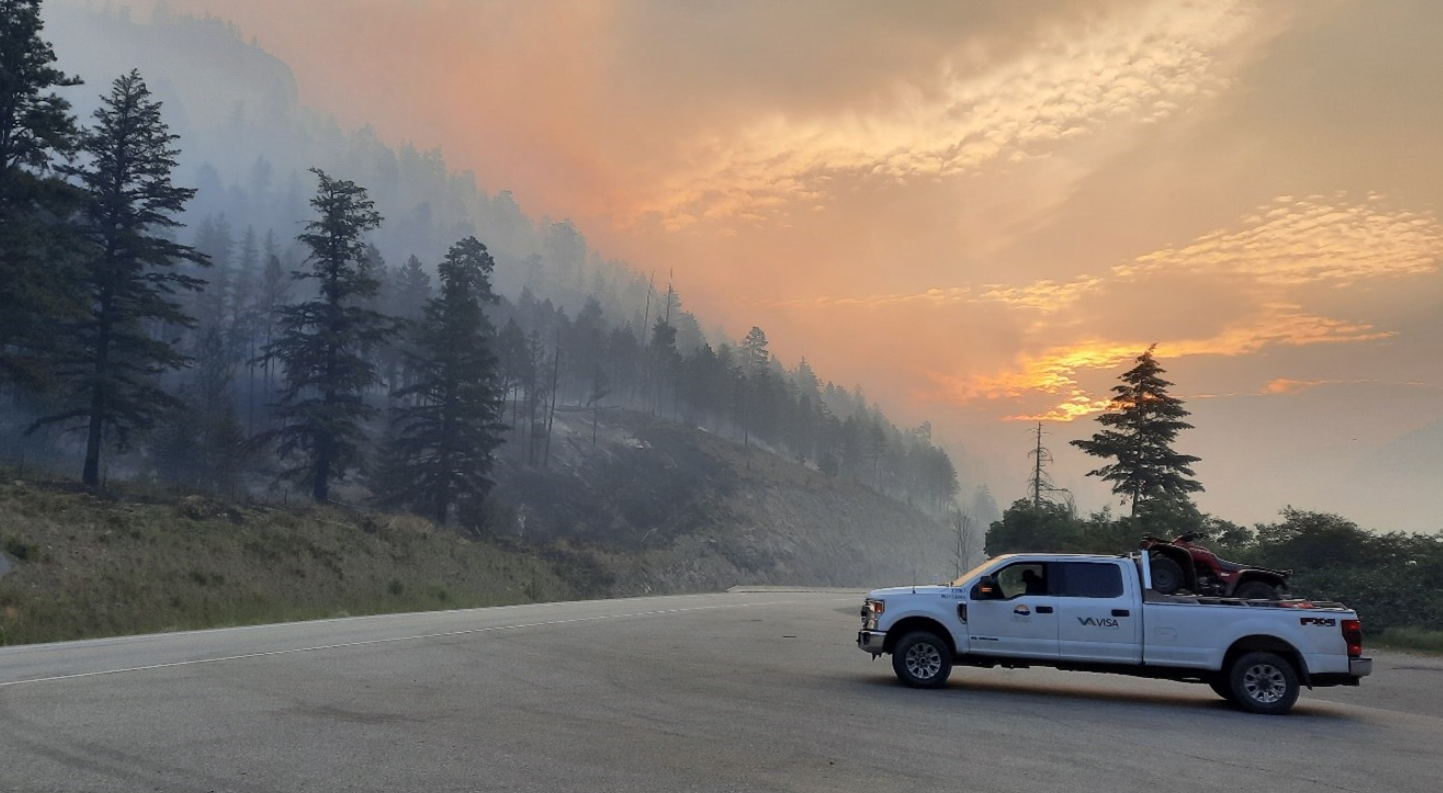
[926,306,1393,420]
[806,192,1438,422]
[625,0,1263,228]
[800,194,1441,314]
[1004,390,1118,423]
[1263,378,1326,395]
[765,286,974,310]
[1263,378,1443,395]
[1123,194,1443,286]
[977,277,1106,313]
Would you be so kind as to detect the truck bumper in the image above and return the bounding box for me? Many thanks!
[1313,657,1373,688]
[857,630,887,656]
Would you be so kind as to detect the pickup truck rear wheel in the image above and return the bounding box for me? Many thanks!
[1228,652,1299,715]
[892,631,952,689]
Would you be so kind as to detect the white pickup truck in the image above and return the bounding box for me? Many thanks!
[856,552,1371,714]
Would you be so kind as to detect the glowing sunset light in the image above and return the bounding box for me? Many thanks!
[51,0,1443,531]
[623,0,1262,229]
[928,305,1393,422]
[1126,196,1443,286]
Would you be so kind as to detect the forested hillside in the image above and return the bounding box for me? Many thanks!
[0,0,988,628]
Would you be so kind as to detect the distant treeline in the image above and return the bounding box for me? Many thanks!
[988,499,1443,633]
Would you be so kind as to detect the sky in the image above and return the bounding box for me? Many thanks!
[80,0,1443,531]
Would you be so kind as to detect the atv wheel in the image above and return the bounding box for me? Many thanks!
[1149,556,1185,595]
[1232,581,1281,601]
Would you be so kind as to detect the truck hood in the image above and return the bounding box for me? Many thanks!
[866,585,956,599]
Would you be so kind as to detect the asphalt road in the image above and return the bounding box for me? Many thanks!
[0,591,1438,792]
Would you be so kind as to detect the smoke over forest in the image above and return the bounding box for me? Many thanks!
[3,0,1442,643]
[2,2,986,547]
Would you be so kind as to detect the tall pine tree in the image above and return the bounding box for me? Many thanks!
[262,169,393,502]
[32,70,206,487]
[0,0,84,387]
[375,237,506,528]
[1070,345,1202,515]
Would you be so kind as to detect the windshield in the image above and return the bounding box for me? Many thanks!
[949,558,997,588]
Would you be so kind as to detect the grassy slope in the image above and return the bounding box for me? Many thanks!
[0,413,958,647]
[0,480,568,645]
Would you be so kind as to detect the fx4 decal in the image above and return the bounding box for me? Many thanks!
[1300,617,1337,627]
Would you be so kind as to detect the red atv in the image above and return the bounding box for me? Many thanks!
[1140,533,1290,600]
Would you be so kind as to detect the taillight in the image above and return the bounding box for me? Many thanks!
[1342,619,1363,657]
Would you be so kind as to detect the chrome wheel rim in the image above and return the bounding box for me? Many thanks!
[1242,663,1287,704]
[905,642,942,680]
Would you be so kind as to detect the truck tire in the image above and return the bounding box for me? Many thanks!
[1149,557,1185,594]
[1232,581,1281,601]
[1227,651,1300,715]
[892,631,953,689]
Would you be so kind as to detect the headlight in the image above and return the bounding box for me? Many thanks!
[861,598,885,630]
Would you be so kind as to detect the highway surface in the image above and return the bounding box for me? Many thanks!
[0,590,1438,792]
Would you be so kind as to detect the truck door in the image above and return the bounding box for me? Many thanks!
[965,561,1059,660]
[1053,561,1142,663]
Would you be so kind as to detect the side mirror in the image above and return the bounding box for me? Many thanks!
[972,575,1001,600]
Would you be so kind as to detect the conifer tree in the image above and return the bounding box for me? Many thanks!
[256,238,290,398]
[32,70,206,487]
[1070,345,1202,514]
[386,253,431,390]
[191,214,234,331]
[522,328,551,464]
[0,1,78,174]
[0,0,84,387]
[375,237,506,527]
[738,326,770,374]
[262,169,393,502]
[152,327,249,492]
[649,315,678,416]
[495,318,528,430]
[229,225,259,348]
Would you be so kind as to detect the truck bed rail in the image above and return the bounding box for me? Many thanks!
[1144,591,1349,609]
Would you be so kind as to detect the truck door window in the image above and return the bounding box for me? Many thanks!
[996,563,1048,598]
[1055,563,1123,598]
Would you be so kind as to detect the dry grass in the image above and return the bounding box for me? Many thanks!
[1371,627,1443,655]
[0,478,568,646]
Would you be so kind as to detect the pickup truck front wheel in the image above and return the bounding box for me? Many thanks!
[892,631,953,689]
[1228,652,1300,715]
